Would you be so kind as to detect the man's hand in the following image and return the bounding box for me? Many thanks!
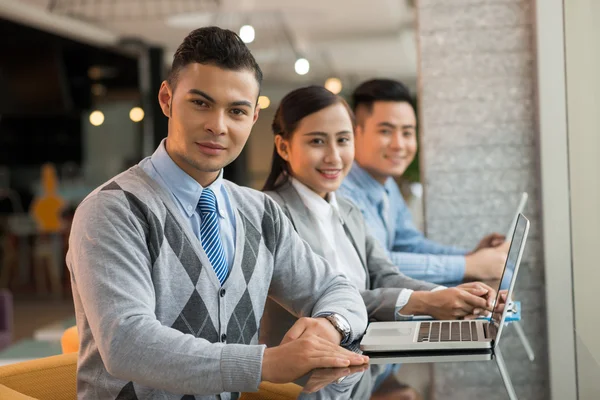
[261,335,369,384]
[409,287,494,320]
[456,282,497,319]
[464,246,508,281]
[470,233,506,253]
[457,281,496,309]
[280,317,342,346]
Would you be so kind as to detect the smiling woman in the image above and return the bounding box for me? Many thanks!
[262,85,355,195]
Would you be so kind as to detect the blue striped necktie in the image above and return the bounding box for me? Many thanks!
[198,188,228,285]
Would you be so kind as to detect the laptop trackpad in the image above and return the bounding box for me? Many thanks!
[374,328,413,337]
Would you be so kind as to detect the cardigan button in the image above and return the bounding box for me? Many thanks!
[221,333,227,342]
[219,288,226,297]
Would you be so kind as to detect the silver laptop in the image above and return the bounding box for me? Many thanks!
[506,192,528,239]
[360,214,530,352]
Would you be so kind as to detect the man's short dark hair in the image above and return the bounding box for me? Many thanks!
[351,79,415,114]
[167,26,263,90]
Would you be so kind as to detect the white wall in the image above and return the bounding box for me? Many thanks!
[564,1,600,398]
[535,0,578,398]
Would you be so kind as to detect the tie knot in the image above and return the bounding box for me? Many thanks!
[198,188,217,214]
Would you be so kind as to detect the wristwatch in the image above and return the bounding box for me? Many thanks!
[318,313,351,345]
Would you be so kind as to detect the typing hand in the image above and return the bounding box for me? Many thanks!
[261,335,369,384]
[280,317,342,346]
[470,233,506,253]
[456,282,497,319]
[412,287,493,320]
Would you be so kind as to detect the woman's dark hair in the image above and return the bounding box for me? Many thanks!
[262,86,354,191]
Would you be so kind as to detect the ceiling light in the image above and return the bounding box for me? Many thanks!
[89,110,104,126]
[239,25,255,44]
[87,65,118,80]
[325,77,342,94]
[258,95,270,109]
[294,58,310,75]
[129,107,145,122]
[91,83,106,97]
[88,66,103,80]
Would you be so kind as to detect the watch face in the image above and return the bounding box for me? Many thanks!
[327,314,350,341]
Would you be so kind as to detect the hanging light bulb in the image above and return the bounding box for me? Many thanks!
[89,110,104,126]
[325,77,342,94]
[239,25,255,43]
[91,83,106,96]
[258,95,271,109]
[294,58,310,75]
[129,107,145,122]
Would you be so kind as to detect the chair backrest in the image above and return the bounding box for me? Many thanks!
[0,352,77,400]
[61,326,79,354]
[0,382,36,399]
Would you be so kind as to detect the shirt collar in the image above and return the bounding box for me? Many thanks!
[150,138,224,218]
[290,177,343,222]
[347,161,392,205]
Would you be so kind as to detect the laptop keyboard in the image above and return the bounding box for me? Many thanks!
[417,321,479,342]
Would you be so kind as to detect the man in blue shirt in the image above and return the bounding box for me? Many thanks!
[338,79,510,287]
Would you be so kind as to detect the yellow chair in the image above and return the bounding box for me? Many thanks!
[0,384,36,399]
[59,326,301,399]
[60,326,79,354]
[0,352,77,400]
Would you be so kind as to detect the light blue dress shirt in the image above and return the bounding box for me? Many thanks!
[338,162,467,285]
[139,139,236,269]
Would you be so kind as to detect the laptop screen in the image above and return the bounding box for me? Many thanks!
[505,192,528,238]
[489,214,530,344]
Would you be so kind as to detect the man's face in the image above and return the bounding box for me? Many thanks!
[158,63,260,186]
[353,101,417,183]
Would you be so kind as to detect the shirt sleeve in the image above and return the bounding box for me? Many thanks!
[389,184,467,256]
[388,251,466,284]
[394,285,446,320]
[340,183,467,285]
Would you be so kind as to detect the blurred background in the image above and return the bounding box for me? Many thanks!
[0,0,598,399]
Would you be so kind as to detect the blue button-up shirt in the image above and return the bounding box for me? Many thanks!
[338,162,466,284]
[139,139,236,269]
